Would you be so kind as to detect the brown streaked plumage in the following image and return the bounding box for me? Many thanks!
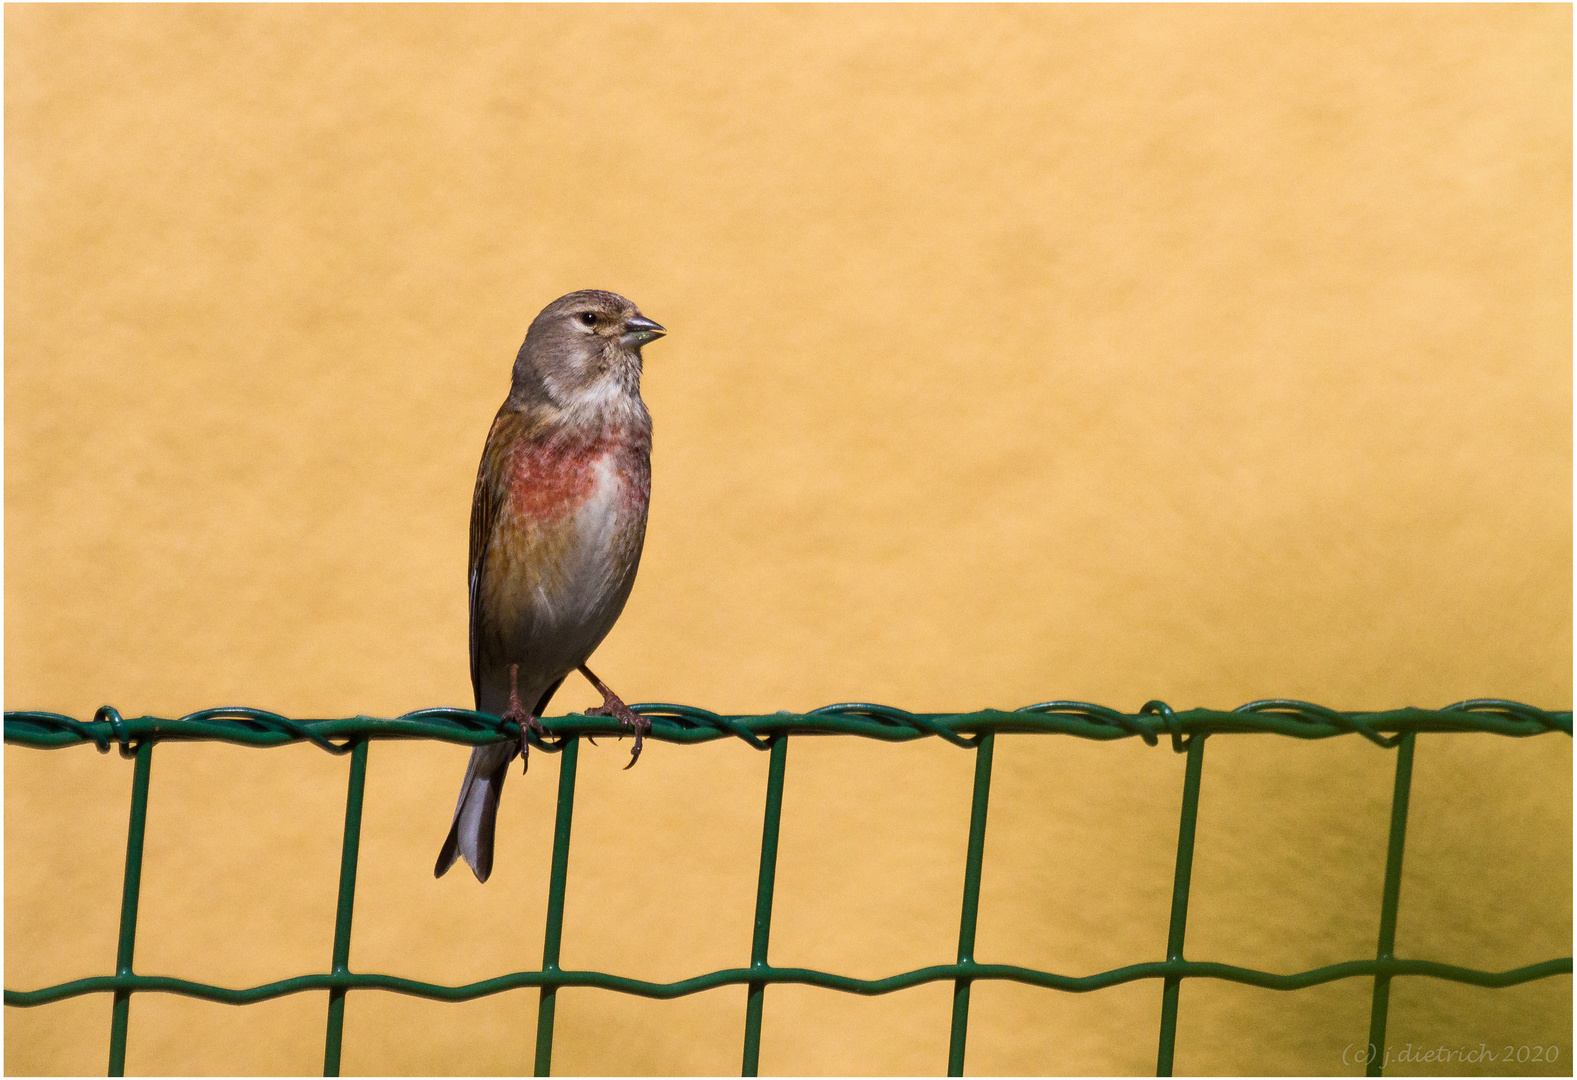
[435,289,665,883]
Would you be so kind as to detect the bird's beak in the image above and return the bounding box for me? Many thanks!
[621,315,666,348]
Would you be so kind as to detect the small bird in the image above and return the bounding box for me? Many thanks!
[435,290,665,883]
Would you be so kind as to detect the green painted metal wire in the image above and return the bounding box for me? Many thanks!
[534,734,580,1078]
[107,741,152,1078]
[948,731,995,1077]
[5,699,1571,1077]
[742,735,788,1078]
[5,698,1568,754]
[1156,733,1207,1077]
[8,955,1569,1009]
[1365,732,1416,1079]
[323,740,368,1078]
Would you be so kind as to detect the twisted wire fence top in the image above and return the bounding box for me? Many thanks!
[4,697,1570,1077]
[5,699,1569,756]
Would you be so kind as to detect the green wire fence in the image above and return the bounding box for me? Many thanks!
[5,699,1571,1077]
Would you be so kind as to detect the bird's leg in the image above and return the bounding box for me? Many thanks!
[502,662,548,774]
[578,663,651,769]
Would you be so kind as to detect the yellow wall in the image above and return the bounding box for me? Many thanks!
[6,5,1570,1075]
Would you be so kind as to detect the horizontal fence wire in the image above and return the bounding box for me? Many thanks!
[6,698,1569,755]
[4,699,1572,1078]
[10,956,1572,1008]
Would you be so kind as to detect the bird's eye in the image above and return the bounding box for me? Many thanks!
[579,312,597,327]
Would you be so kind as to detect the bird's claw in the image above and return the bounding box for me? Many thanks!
[576,665,652,769]
[584,699,651,769]
[621,714,652,770]
[504,707,547,773]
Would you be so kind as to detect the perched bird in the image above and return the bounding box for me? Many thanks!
[435,289,665,883]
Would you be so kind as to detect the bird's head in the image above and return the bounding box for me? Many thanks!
[511,289,665,418]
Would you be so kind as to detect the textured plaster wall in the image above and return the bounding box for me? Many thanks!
[5,5,1571,1076]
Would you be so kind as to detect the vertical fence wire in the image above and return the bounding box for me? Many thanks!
[108,742,154,1077]
[323,739,369,1077]
[1155,734,1207,1078]
[947,731,996,1077]
[742,735,789,1077]
[1364,732,1416,1078]
[534,736,581,1077]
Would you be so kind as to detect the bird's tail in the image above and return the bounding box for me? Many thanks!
[434,741,517,882]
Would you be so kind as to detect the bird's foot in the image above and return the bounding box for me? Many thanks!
[505,663,548,773]
[578,664,652,769]
[505,706,549,773]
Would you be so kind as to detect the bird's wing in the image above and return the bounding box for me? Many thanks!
[469,407,526,710]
